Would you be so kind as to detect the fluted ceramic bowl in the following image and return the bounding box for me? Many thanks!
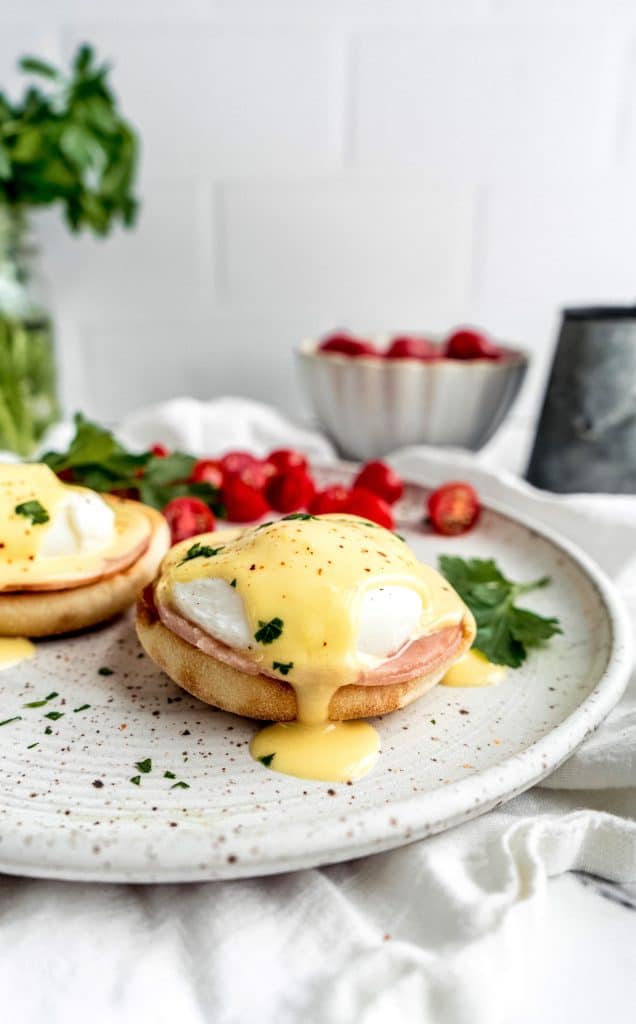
[297,339,528,460]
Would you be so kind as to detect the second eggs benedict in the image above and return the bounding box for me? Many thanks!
[0,463,170,639]
[136,514,476,782]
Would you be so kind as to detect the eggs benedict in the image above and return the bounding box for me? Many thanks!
[136,514,476,782]
[0,463,170,641]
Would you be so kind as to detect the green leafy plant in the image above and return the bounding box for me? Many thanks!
[439,556,562,668]
[0,43,139,233]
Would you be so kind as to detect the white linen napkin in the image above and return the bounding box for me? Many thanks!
[1,398,635,1024]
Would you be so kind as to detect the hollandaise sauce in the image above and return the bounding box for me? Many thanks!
[251,721,380,782]
[0,637,35,671]
[442,648,506,687]
[162,516,473,783]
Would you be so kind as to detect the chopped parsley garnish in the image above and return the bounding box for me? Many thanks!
[163,770,176,779]
[14,500,49,525]
[73,704,91,713]
[27,742,38,749]
[130,775,141,786]
[230,578,237,588]
[44,711,64,721]
[23,691,58,708]
[179,541,224,564]
[135,758,152,774]
[259,753,275,767]
[282,513,316,521]
[394,533,406,542]
[44,725,52,735]
[0,716,21,727]
[170,781,190,790]
[98,666,114,676]
[272,661,293,676]
[439,556,562,669]
[254,617,283,644]
[256,521,274,531]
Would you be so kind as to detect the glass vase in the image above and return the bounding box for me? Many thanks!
[0,205,60,456]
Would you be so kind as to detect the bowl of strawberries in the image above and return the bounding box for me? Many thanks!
[297,327,528,459]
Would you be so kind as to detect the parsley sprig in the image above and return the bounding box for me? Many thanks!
[42,413,224,513]
[439,556,562,668]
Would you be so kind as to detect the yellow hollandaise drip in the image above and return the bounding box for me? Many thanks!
[250,720,380,783]
[442,648,507,687]
[0,637,35,671]
[250,674,381,783]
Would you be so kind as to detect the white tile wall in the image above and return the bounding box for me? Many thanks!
[3,0,636,448]
[223,177,477,324]
[351,26,621,176]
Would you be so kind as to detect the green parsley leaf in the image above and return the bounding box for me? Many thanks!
[15,500,49,525]
[254,617,283,644]
[256,521,274,531]
[41,415,214,512]
[27,742,39,749]
[73,704,90,713]
[0,716,21,727]
[230,578,237,588]
[23,691,58,708]
[163,770,176,779]
[281,513,316,521]
[272,661,293,676]
[135,758,152,774]
[44,711,64,721]
[170,781,190,790]
[98,666,114,676]
[438,556,562,668]
[44,725,52,735]
[179,541,224,564]
[130,775,141,786]
[258,753,275,767]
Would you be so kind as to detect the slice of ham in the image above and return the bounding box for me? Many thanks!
[155,590,466,688]
[4,534,151,592]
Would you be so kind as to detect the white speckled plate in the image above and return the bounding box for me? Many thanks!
[0,468,631,883]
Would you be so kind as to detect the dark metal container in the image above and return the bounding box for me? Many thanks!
[526,307,636,493]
